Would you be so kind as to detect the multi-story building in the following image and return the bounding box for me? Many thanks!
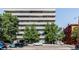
[4,8,56,42]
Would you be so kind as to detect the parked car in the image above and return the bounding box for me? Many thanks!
[14,40,27,47]
[75,40,79,50]
[0,40,7,50]
[75,44,79,49]
[9,43,15,48]
[15,42,23,47]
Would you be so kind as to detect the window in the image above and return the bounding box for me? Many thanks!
[6,11,56,13]
[17,15,55,18]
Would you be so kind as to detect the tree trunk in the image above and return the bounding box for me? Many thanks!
[52,40,55,44]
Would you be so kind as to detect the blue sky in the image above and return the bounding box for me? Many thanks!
[56,8,79,28]
[0,8,79,28]
[0,9,3,14]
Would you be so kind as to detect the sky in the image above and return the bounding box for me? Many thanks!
[0,8,3,14]
[0,8,79,28]
[56,8,79,28]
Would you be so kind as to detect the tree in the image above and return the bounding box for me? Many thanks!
[57,30,65,41]
[44,22,64,44]
[1,13,18,43]
[50,23,62,43]
[44,22,55,44]
[0,14,3,39]
[23,25,39,43]
[23,26,30,43]
[71,27,79,41]
[30,24,39,42]
[44,22,52,44]
[44,22,51,34]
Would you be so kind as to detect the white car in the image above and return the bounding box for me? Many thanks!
[33,42,43,46]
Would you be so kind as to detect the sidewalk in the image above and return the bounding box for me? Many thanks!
[7,44,75,50]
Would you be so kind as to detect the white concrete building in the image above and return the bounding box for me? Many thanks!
[4,8,56,42]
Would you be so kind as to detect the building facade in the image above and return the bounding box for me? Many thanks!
[64,24,79,44]
[4,8,56,42]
